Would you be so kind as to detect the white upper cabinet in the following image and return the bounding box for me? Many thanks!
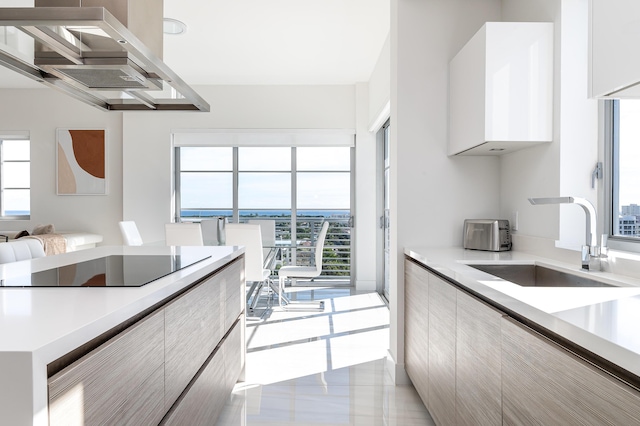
[449,22,554,156]
[589,0,640,98]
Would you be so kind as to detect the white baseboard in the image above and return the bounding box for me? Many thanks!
[355,279,377,291]
[386,350,410,385]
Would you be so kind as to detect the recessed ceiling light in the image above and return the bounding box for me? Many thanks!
[163,18,187,35]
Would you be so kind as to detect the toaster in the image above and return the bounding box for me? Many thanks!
[463,219,512,251]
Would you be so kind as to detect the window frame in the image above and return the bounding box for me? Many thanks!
[604,99,640,252]
[174,145,354,222]
[0,134,30,220]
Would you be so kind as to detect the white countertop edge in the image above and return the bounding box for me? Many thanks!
[0,245,244,364]
[404,246,640,384]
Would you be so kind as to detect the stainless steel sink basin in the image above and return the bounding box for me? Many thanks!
[468,264,613,287]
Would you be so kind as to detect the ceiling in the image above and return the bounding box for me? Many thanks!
[0,0,390,89]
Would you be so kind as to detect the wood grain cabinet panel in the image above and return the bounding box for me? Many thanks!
[404,259,429,405]
[164,272,221,409]
[223,259,244,332]
[165,259,243,410]
[428,273,457,426]
[162,320,242,426]
[110,364,165,426]
[48,309,164,426]
[456,290,503,426]
[224,316,243,390]
[501,317,640,425]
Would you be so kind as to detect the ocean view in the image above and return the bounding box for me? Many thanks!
[181,209,350,218]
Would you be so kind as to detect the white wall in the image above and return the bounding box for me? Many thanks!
[389,0,502,383]
[500,0,561,243]
[355,83,378,291]
[368,33,391,130]
[500,0,598,260]
[0,88,123,244]
[558,0,599,250]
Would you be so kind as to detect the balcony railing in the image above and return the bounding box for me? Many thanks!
[182,211,351,281]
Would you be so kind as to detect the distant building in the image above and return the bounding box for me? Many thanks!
[619,215,639,236]
[622,204,640,216]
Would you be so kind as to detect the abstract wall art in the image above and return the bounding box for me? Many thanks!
[56,129,106,195]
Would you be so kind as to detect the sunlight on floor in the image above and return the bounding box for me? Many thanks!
[216,289,434,425]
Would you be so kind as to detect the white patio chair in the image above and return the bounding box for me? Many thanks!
[225,223,273,315]
[165,223,204,246]
[277,221,329,311]
[119,221,143,246]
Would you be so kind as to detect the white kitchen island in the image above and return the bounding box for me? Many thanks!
[0,245,245,426]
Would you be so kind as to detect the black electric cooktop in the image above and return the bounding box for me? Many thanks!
[0,254,210,288]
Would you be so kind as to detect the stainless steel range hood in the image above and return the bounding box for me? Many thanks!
[0,0,209,112]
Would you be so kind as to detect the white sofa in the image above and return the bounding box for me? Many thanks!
[0,231,103,253]
[0,239,46,263]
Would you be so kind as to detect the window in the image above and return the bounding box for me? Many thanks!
[177,147,233,219]
[606,100,640,249]
[174,145,353,280]
[0,135,30,219]
[238,147,291,213]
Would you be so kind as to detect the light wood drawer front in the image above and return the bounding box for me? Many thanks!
[404,260,429,405]
[502,317,640,426]
[224,318,243,389]
[162,342,228,425]
[405,320,428,405]
[48,310,164,426]
[164,273,222,408]
[109,364,165,426]
[456,290,503,426]
[223,259,244,331]
[428,273,456,426]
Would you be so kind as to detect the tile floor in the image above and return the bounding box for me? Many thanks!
[216,288,435,425]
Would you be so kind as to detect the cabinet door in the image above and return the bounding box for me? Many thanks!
[428,273,457,426]
[164,264,226,408]
[162,320,242,426]
[404,259,429,404]
[110,364,165,426]
[449,22,553,155]
[456,290,503,426]
[502,317,640,425]
[48,309,164,426]
[224,315,244,390]
[223,258,244,332]
[590,0,640,97]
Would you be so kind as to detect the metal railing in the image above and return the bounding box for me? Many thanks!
[182,212,352,280]
[285,217,351,278]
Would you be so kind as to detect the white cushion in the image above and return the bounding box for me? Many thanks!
[278,265,319,279]
[0,240,46,264]
[61,233,103,249]
[0,231,103,251]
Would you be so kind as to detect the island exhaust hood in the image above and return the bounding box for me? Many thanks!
[0,0,209,112]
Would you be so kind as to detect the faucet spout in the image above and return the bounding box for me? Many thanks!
[528,196,602,270]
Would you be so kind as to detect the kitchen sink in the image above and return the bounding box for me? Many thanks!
[468,264,613,287]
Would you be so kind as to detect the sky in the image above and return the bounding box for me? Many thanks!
[618,100,640,209]
[180,146,351,210]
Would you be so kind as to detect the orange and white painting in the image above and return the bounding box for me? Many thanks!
[57,129,106,195]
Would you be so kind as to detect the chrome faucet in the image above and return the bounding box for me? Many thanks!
[528,197,607,271]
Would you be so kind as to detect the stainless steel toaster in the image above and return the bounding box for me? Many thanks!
[463,219,512,251]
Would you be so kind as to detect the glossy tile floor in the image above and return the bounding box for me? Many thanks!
[217,287,435,425]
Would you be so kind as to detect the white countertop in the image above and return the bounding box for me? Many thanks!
[0,245,243,426]
[405,247,640,384]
